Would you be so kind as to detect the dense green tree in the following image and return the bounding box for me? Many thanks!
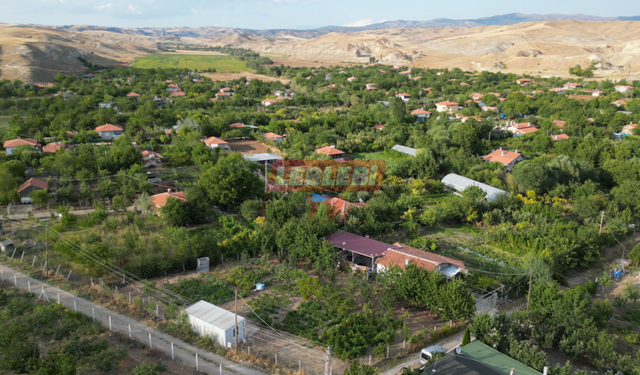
[199,154,263,208]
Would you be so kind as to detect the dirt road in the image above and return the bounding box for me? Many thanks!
[0,263,266,375]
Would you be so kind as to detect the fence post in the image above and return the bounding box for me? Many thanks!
[403,340,406,349]
[73,300,77,311]
[275,354,277,365]
[129,324,132,339]
[369,355,371,365]
[67,270,72,281]
[109,316,112,332]
[31,255,36,267]
[299,360,301,371]
[149,333,152,348]
[28,280,32,292]
[57,293,60,304]
[248,346,250,356]
[171,342,174,360]
[92,308,95,322]
[387,346,390,359]
[54,265,60,277]
[195,353,199,371]
[129,292,131,304]
[11,248,16,259]
[20,252,24,262]
[14,274,17,288]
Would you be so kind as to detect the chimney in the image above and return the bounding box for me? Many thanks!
[330,145,335,148]
[405,259,411,266]
[167,188,172,193]
[501,151,506,156]
[515,149,518,153]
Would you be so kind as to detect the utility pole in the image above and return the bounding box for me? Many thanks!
[235,288,238,351]
[45,222,49,277]
[599,211,605,234]
[527,271,533,312]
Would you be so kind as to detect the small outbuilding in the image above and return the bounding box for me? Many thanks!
[184,300,246,348]
[0,239,15,252]
[441,173,508,202]
[391,145,418,156]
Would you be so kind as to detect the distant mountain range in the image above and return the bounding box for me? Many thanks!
[50,13,640,40]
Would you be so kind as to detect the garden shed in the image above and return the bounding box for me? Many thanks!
[184,300,246,348]
[0,239,14,252]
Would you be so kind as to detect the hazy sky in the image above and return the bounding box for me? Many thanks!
[0,0,638,30]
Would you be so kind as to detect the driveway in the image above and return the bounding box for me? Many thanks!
[0,263,266,375]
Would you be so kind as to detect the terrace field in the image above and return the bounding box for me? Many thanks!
[132,53,251,72]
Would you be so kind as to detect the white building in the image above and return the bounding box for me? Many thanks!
[441,173,509,202]
[184,300,247,348]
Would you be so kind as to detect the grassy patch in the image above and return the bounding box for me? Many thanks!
[349,150,410,171]
[132,54,251,72]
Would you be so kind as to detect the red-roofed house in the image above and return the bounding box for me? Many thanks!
[516,78,532,86]
[315,145,345,159]
[262,99,278,106]
[347,76,357,82]
[142,150,163,168]
[373,124,385,131]
[562,82,583,90]
[483,148,523,170]
[551,134,570,141]
[410,108,431,120]
[17,178,48,198]
[366,83,378,91]
[376,242,466,278]
[203,137,231,151]
[150,190,188,214]
[469,93,484,100]
[622,122,638,135]
[43,142,70,153]
[507,122,539,136]
[169,91,186,97]
[167,84,181,92]
[435,101,459,113]
[229,123,246,129]
[615,85,634,93]
[396,93,411,102]
[126,92,140,98]
[264,133,284,143]
[3,138,40,155]
[323,197,366,219]
[552,120,566,128]
[94,124,123,140]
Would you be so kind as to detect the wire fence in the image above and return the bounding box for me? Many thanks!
[0,221,469,375]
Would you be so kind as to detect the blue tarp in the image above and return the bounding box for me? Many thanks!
[311,194,330,203]
[255,283,265,291]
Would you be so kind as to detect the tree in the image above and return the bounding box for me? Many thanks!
[160,197,191,226]
[462,326,471,346]
[135,192,152,213]
[112,196,129,212]
[512,161,558,194]
[199,154,263,208]
[344,360,379,375]
[28,190,52,209]
[390,97,407,123]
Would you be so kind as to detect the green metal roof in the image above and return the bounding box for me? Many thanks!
[461,340,542,375]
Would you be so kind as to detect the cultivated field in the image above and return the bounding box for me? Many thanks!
[132,54,251,72]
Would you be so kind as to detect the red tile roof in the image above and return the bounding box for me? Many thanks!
[126,92,140,97]
[141,150,163,158]
[377,243,465,272]
[203,137,228,146]
[552,120,566,128]
[373,125,385,130]
[3,138,39,148]
[17,178,48,193]
[262,99,278,104]
[315,146,345,156]
[151,191,187,208]
[411,109,431,115]
[42,142,69,153]
[169,91,186,97]
[94,124,123,132]
[435,101,459,106]
[324,198,366,218]
[483,149,522,166]
[551,134,570,141]
[229,123,246,128]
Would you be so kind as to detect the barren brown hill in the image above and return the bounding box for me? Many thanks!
[0,24,154,82]
[238,20,640,76]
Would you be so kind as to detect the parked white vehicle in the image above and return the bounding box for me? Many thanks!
[420,345,448,365]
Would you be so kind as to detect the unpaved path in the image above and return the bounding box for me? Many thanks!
[0,263,266,375]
